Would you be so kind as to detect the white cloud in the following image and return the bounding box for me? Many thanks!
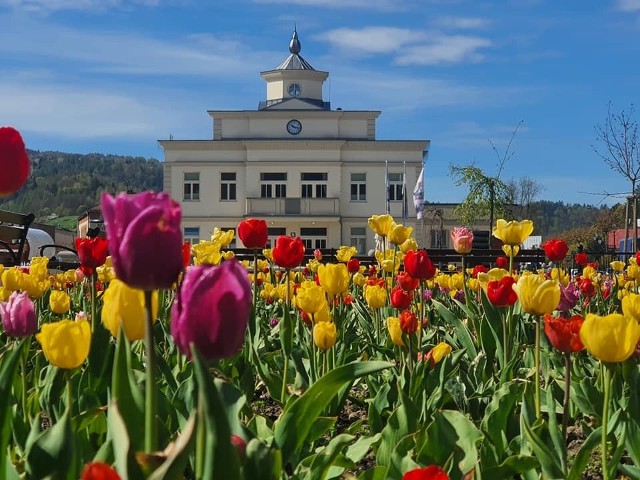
[396,35,491,65]
[0,0,162,12]
[318,27,425,54]
[616,0,640,12]
[252,0,406,10]
[432,16,491,29]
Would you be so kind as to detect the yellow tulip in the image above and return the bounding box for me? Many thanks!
[29,256,49,281]
[192,240,223,266]
[96,256,116,283]
[36,318,91,369]
[317,263,350,297]
[314,301,332,323]
[0,286,10,302]
[222,250,235,260]
[49,290,71,314]
[296,283,327,314]
[21,276,48,299]
[610,260,626,273]
[335,246,357,263]
[313,321,337,351]
[387,316,404,346]
[1,268,22,292]
[427,342,452,365]
[352,272,366,287]
[211,228,235,248]
[388,223,413,246]
[580,313,640,363]
[368,214,395,237]
[492,219,534,246]
[512,274,561,316]
[582,265,598,280]
[622,293,640,322]
[502,245,520,258]
[477,268,510,292]
[262,248,273,262]
[550,268,569,287]
[400,237,418,253]
[364,284,387,309]
[101,279,158,341]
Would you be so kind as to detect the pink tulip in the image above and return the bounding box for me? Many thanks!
[0,291,37,337]
[450,227,474,254]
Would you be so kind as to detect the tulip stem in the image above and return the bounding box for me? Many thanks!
[90,272,97,332]
[535,316,541,419]
[562,352,571,457]
[144,289,158,453]
[601,363,611,480]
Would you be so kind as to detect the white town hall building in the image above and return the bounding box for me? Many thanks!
[160,29,429,253]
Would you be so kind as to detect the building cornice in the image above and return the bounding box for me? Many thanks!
[206,110,381,120]
[159,139,428,152]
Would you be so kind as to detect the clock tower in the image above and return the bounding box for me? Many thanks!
[259,29,330,110]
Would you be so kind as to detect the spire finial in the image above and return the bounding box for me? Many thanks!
[289,27,301,54]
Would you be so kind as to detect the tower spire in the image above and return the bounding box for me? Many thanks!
[289,27,301,54]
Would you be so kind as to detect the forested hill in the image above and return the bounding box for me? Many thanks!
[0,150,163,219]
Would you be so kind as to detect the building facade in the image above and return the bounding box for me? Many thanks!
[160,30,429,253]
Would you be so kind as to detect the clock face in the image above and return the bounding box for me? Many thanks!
[288,83,301,97]
[287,119,302,135]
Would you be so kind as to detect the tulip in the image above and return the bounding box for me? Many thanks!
[295,282,327,315]
[403,465,450,480]
[557,283,580,313]
[36,317,91,369]
[610,260,625,272]
[49,290,71,314]
[181,241,192,267]
[390,286,412,310]
[396,271,419,291]
[29,256,49,281]
[335,245,357,263]
[317,263,350,297]
[313,321,336,351]
[495,256,509,269]
[97,257,116,283]
[192,240,223,266]
[367,214,395,237]
[101,191,183,290]
[404,250,436,280]
[0,291,37,337]
[487,276,517,307]
[574,252,588,266]
[81,462,121,480]
[387,316,405,346]
[512,274,561,316]
[400,237,419,253]
[75,236,109,276]
[421,342,452,367]
[0,126,30,197]
[492,219,534,246]
[541,239,569,262]
[543,314,584,353]
[399,310,418,334]
[579,278,595,297]
[471,264,488,278]
[347,258,360,274]
[171,260,252,360]
[388,223,413,246]
[622,293,640,322]
[580,313,640,363]
[237,218,268,249]
[502,244,520,258]
[450,227,474,254]
[364,284,387,309]
[101,279,158,341]
[272,235,305,270]
[211,228,235,248]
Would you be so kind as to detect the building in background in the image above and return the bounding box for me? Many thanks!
[421,203,492,249]
[160,30,428,253]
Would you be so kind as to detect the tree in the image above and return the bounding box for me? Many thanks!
[592,102,640,250]
[450,121,523,237]
[506,176,544,218]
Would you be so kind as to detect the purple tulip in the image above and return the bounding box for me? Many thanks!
[101,191,183,290]
[0,291,37,337]
[171,260,252,360]
[557,283,580,314]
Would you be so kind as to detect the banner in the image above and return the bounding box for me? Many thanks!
[413,166,424,220]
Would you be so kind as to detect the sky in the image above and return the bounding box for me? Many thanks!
[2,0,640,207]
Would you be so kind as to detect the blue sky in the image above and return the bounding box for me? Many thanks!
[2,0,639,207]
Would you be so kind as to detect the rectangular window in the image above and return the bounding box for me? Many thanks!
[220,172,237,201]
[301,227,327,250]
[261,173,287,198]
[183,172,200,201]
[184,227,200,245]
[301,172,328,199]
[430,229,448,249]
[350,226,367,255]
[350,173,366,201]
[388,172,404,201]
[267,227,287,248]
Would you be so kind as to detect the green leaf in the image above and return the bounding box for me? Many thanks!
[274,360,392,466]
[376,389,418,468]
[357,466,388,480]
[481,455,539,478]
[345,433,381,465]
[243,438,282,480]
[307,433,355,480]
[25,407,74,480]
[0,340,24,478]
[432,300,477,358]
[480,380,523,460]
[520,398,565,480]
[148,413,196,480]
[192,348,242,480]
[566,427,601,480]
[108,400,145,480]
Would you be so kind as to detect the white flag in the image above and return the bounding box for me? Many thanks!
[413,166,424,220]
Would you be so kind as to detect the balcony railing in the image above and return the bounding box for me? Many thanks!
[246,197,339,216]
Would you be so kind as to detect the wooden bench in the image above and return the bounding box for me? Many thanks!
[0,209,36,266]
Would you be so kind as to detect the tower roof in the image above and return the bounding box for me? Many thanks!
[275,28,315,70]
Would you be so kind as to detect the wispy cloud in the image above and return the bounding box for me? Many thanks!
[615,0,640,12]
[252,0,408,10]
[318,27,492,65]
[432,16,491,29]
[0,0,161,13]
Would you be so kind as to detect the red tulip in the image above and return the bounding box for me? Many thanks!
[390,286,412,310]
[543,313,584,352]
[399,310,419,334]
[542,239,569,262]
[81,462,121,480]
[487,276,517,307]
[404,250,436,280]
[403,465,449,480]
[396,271,419,291]
[0,126,30,197]
[347,258,360,273]
[182,241,192,267]
[579,278,595,297]
[237,218,268,249]
[75,236,109,276]
[574,252,588,266]
[495,256,509,269]
[272,235,305,269]
[471,264,488,278]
